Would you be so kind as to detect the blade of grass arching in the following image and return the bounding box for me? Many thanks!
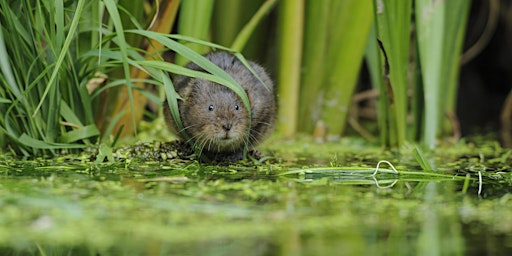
[92,78,162,105]
[161,71,190,141]
[0,20,22,99]
[161,70,210,161]
[91,39,255,119]
[230,0,278,52]
[298,0,330,133]
[138,60,247,91]
[32,0,86,117]
[277,0,304,137]
[373,0,412,148]
[117,0,145,46]
[168,33,276,85]
[60,100,84,127]
[126,30,252,113]
[60,125,100,143]
[101,109,128,144]
[160,72,212,161]
[321,0,373,140]
[175,0,214,66]
[141,59,253,113]
[18,133,85,149]
[413,145,435,172]
[168,34,234,50]
[103,0,136,137]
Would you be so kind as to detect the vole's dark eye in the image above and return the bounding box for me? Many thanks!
[208,105,214,111]
[234,105,239,111]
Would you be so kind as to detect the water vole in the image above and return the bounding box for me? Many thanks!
[163,51,276,161]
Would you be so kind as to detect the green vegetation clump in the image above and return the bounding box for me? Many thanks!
[0,0,483,157]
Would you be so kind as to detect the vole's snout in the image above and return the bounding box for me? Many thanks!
[222,123,232,132]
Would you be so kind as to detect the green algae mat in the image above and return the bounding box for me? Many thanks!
[1,138,511,255]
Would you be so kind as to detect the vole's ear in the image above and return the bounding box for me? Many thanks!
[178,80,195,102]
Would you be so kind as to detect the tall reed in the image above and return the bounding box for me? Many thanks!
[298,0,372,140]
[372,0,412,148]
[370,0,470,149]
[276,0,304,137]
[320,0,373,140]
[415,0,470,148]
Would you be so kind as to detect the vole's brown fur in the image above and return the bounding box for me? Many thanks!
[163,51,276,161]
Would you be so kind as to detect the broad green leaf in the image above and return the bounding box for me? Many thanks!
[60,125,100,143]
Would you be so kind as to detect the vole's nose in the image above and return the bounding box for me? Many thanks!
[222,123,232,132]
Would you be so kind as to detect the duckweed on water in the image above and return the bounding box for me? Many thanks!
[0,137,511,255]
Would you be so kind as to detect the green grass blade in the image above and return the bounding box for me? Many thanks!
[413,146,435,172]
[0,20,22,99]
[126,30,252,115]
[230,0,278,52]
[18,133,85,149]
[138,60,237,86]
[101,109,128,143]
[162,71,190,141]
[32,0,86,117]
[0,98,11,104]
[60,125,100,143]
[60,100,84,127]
[103,0,137,136]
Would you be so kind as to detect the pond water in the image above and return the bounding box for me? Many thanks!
[0,138,511,255]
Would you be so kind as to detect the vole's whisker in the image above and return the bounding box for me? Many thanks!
[180,123,201,134]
